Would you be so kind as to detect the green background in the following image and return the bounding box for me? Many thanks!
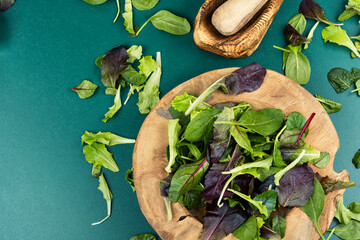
[0,0,359,239]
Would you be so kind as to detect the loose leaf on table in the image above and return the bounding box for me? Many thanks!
[318,175,355,194]
[184,109,222,142]
[165,119,181,173]
[284,45,311,85]
[304,21,319,49]
[276,164,314,207]
[100,45,129,88]
[95,54,106,68]
[352,80,360,95]
[168,158,209,202]
[136,10,191,36]
[125,168,135,192]
[299,0,334,25]
[284,24,311,46]
[102,85,121,122]
[202,145,242,201]
[200,201,248,240]
[0,0,15,11]
[331,220,360,240]
[352,149,360,168]
[129,233,157,240]
[92,174,113,225]
[72,80,98,99]
[310,152,330,168]
[83,143,119,172]
[82,0,107,5]
[288,13,307,34]
[92,165,102,178]
[315,94,342,113]
[122,0,135,34]
[124,84,143,105]
[138,56,157,78]
[327,68,353,93]
[335,196,360,224]
[210,107,234,163]
[301,178,325,239]
[348,202,360,213]
[271,210,286,238]
[132,0,159,11]
[127,45,143,63]
[322,25,360,58]
[251,190,278,219]
[81,131,135,146]
[121,65,147,85]
[338,8,358,22]
[137,52,162,114]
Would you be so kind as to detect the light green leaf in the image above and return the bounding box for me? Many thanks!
[125,168,135,192]
[288,13,306,34]
[82,0,108,5]
[83,143,119,172]
[230,125,253,153]
[132,0,159,11]
[102,85,122,122]
[165,119,181,173]
[274,150,305,186]
[127,45,143,63]
[72,80,98,99]
[121,65,147,86]
[332,220,360,240]
[92,174,113,225]
[228,189,269,217]
[122,0,135,34]
[95,54,106,68]
[138,56,157,78]
[81,131,135,146]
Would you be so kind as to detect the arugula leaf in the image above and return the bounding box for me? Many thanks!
[165,119,181,173]
[301,178,325,240]
[129,233,157,240]
[168,158,209,202]
[81,131,135,146]
[92,174,113,225]
[122,0,135,34]
[83,143,119,172]
[331,220,360,240]
[132,0,159,10]
[352,149,360,168]
[127,45,143,63]
[100,45,129,88]
[228,189,269,217]
[299,0,335,25]
[82,0,107,5]
[276,164,315,207]
[136,10,191,36]
[125,168,135,192]
[138,56,157,78]
[102,85,122,122]
[322,25,360,58]
[315,94,342,113]
[137,52,162,114]
[72,80,98,99]
[327,68,353,93]
[288,13,307,34]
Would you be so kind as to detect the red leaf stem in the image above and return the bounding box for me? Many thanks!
[296,113,315,144]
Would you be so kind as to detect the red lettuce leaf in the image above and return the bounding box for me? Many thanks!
[316,174,356,194]
[101,45,129,88]
[225,62,266,95]
[0,0,15,11]
[200,201,248,240]
[202,146,242,201]
[299,0,333,25]
[284,24,311,46]
[276,165,314,207]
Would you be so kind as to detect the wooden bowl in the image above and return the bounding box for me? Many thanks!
[193,0,284,58]
[133,68,349,240]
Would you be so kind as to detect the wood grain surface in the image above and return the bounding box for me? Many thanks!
[193,0,284,58]
[133,68,349,240]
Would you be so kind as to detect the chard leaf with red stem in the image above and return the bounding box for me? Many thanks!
[72,80,98,99]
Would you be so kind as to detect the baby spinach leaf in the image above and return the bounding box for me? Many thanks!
[81,131,135,146]
[92,174,113,225]
[352,149,360,168]
[276,164,314,207]
[287,112,306,129]
[335,197,356,224]
[288,13,307,34]
[233,216,258,240]
[284,24,311,46]
[132,0,159,11]
[332,220,360,240]
[230,125,252,153]
[168,107,190,127]
[228,189,269,217]
[322,25,360,58]
[72,80,98,99]
[184,109,222,142]
[224,62,267,95]
[310,152,330,168]
[315,94,342,113]
[202,145,242,201]
[137,52,162,114]
[348,202,360,213]
[237,108,284,136]
[102,85,122,122]
[301,178,325,239]
[165,119,181,173]
[285,45,311,85]
[129,233,157,240]
[138,56,157,78]
[101,45,129,88]
[178,184,206,210]
[257,167,281,182]
[122,0,135,34]
[201,201,248,240]
[121,65,147,85]
[327,67,353,93]
[82,0,107,5]
[125,168,135,192]
[127,45,143,63]
[83,143,119,172]
[299,0,334,25]
[318,175,355,194]
[271,210,286,238]
[251,190,277,219]
[136,10,191,36]
[168,158,209,202]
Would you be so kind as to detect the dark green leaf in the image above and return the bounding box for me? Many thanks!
[233,216,257,240]
[230,125,252,153]
[121,65,147,85]
[286,112,306,129]
[352,67,360,81]
[132,0,159,11]
[178,184,206,209]
[348,202,360,213]
[271,212,286,238]
[149,10,191,35]
[129,233,157,240]
[327,67,353,93]
[315,94,342,113]
[332,220,360,240]
[353,149,360,168]
[252,190,278,219]
[168,107,190,127]
[125,168,135,192]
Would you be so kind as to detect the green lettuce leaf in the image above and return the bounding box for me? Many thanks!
[125,168,135,192]
[122,0,135,34]
[139,56,157,78]
[165,119,181,173]
[92,174,113,225]
[83,143,119,172]
[81,131,135,146]
[72,80,98,99]
[102,85,122,122]
[127,45,143,63]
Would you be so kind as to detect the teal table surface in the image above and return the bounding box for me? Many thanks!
[1,0,359,239]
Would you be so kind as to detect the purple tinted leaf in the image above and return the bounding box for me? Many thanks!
[160,174,173,197]
[317,175,356,194]
[225,62,266,95]
[299,0,333,25]
[260,225,281,240]
[101,45,129,88]
[0,0,15,11]
[276,165,314,207]
[284,24,311,46]
[200,201,248,240]
[202,146,242,201]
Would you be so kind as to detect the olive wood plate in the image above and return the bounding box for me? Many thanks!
[193,0,284,58]
[133,68,349,240]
